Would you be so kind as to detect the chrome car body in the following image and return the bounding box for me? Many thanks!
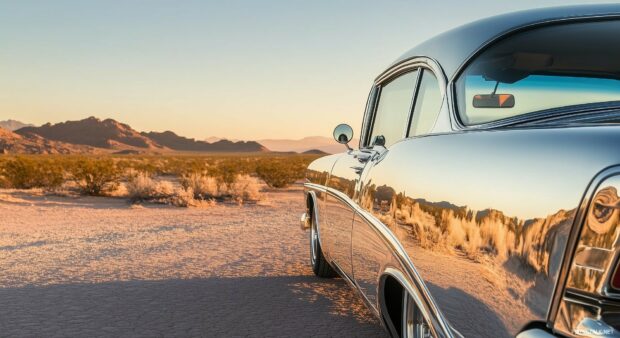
[302,5,620,338]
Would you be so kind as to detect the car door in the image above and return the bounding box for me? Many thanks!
[351,69,420,310]
[322,155,363,279]
[323,69,420,281]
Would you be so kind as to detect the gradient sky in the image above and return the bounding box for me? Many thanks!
[0,0,616,140]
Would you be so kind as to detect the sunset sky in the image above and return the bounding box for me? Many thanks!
[0,0,614,140]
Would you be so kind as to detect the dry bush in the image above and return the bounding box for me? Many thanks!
[180,172,262,202]
[126,172,175,202]
[0,175,9,189]
[229,174,262,202]
[70,158,122,196]
[0,156,64,190]
[181,172,220,199]
[169,186,197,207]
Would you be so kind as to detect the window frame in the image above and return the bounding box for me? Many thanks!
[360,57,447,149]
[405,69,443,138]
[365,69,421,149]
[450,18,620,130]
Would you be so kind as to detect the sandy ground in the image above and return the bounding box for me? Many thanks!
[0,185,385,337]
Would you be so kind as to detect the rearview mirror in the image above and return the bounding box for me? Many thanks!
[473,94,515,108]
[333,124,353,149]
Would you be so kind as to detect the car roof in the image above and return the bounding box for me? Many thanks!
[392,4,620,82]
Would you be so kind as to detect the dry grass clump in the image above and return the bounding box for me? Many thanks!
[181,172,220,199]
[229,174,262,202]
[180,172,262,203]
[125,172,175,203]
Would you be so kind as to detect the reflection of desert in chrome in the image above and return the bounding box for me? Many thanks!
[360,182,577,337]
[0,185,385,336]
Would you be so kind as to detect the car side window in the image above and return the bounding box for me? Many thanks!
[369,70,418,148]
[408,70,442,137]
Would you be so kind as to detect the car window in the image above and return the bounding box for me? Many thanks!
[456,20,620,125]
[408,70,442,137]
[370,70,418,147]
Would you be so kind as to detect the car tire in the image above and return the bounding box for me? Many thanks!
[310,215,337,278]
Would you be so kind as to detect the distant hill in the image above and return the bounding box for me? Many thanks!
[257,136,357,154]
[143,130,268,152]
[302,149,328,155]
[16,117,163,150]
[0,119,34,131]
[0,126,98,154]
[3,116,269,154]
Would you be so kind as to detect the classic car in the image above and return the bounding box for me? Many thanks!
[300,5,620,338]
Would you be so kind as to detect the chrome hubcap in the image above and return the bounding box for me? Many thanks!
[402,292,432,338]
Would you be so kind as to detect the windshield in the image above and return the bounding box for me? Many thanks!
[456,20,620,125]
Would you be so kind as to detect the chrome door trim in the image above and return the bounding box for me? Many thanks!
[375,57,447,95]
[305,184,381,320]
[305,182,454,338]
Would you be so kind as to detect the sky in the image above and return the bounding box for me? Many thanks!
[0,0,616,140]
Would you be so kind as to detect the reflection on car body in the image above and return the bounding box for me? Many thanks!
[300,5,620,338]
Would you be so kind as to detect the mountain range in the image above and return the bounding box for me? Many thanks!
[0,118,338,154]
[0,119,33,131]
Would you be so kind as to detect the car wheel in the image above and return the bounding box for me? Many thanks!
[402,292,432,338]
[310,216,337,278]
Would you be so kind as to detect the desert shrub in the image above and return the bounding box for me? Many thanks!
[255,158,304,188]
[181,172,220,199]
[208,159,241,188]
[180,171,262,202]
[0,175,9,189]
[70,158,122,196]
[228,174,262,202]
[169,186,196,207]
[0,156,64,190]
[125,172,174,202]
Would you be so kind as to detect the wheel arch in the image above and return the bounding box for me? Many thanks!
[305,190,323,246]
[379,267,442,338]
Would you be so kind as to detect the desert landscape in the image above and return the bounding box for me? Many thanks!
[0,185,385,337]
[0,117,386,336]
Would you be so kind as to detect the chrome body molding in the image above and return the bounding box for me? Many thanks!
[305,182,454,338]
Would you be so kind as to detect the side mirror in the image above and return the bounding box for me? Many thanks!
[333,123,354,150]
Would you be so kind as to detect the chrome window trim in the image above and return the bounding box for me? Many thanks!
[360,85,380,149]
[304,181,454,338]
[364,57,450,149]
[404,70,424,139]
